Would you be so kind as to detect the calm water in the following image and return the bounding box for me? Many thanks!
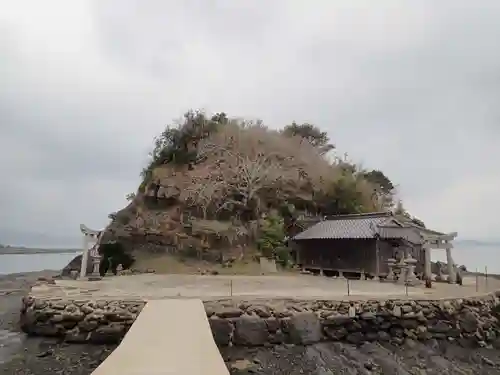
[432,242,500,274]
[0,253,79,275]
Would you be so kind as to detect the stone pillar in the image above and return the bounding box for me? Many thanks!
[424,245,432,280]
[80,234,89,279]
[446,242,456,283]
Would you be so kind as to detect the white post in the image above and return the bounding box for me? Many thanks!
[79,224,103,279]
[80,234,89,279]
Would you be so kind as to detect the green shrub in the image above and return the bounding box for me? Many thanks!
[257,212,293,267]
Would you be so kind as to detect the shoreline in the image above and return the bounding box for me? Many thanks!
[0,270,115,375]
[0,249,80,255]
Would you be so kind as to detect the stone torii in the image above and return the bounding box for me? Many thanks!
[422,231,458,283]
[79,224,103,279]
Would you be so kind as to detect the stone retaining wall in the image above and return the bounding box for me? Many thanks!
[20,294,500,347]
[20,298,146,344]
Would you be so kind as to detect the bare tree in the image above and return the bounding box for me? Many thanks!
[194,140,225,164]
[184,178,227,219]
[216,148,282,218]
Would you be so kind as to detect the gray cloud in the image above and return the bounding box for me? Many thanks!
[1,0,499,248]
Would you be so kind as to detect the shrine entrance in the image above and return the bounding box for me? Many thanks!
[79,224,103,279]
[421,231,458,283]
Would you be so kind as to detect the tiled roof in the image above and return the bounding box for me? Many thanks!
[293,212,392,240]
[292,212,423,243]
[377,225,422,244]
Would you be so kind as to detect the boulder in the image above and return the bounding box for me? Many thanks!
[233,317,268,346]
[209,318,233,346]
[289,312,322,344]
[459,310,480,333]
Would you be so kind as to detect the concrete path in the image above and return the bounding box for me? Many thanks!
[91,299,229,375]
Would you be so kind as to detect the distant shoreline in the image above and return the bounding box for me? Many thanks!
[0,248,80,255]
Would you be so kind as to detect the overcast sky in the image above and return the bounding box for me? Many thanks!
[1,0,500,248]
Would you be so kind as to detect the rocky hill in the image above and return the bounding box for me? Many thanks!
[101,111,397,264]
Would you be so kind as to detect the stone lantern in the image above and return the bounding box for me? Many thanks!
[405,254,419,286]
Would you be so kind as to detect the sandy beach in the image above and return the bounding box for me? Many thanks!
[0,271,115,375]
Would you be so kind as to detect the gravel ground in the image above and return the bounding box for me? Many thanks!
[0,271,116,375]
[2,271,500,375]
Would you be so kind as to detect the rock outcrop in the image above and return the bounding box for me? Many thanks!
[99,112,393,259]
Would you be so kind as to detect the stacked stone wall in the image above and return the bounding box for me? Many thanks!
[20,294,500,347]
[20,298,146,344]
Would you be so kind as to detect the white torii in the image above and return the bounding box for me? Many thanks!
[79,224,103,279]
[422,231,458,283]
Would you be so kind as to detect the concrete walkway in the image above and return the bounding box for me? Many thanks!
[91,299,229,375]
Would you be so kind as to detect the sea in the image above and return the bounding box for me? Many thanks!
[429,241,500,274]
[0,252,79,275]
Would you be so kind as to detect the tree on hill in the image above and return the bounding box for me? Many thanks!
[283,122,335,155]
[362,170,395,194]
[361,169,396,211]
[140,110,228,184]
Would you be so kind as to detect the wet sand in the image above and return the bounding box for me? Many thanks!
[0,271,115,375]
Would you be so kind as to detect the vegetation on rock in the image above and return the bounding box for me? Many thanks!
[103,110,399,261]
